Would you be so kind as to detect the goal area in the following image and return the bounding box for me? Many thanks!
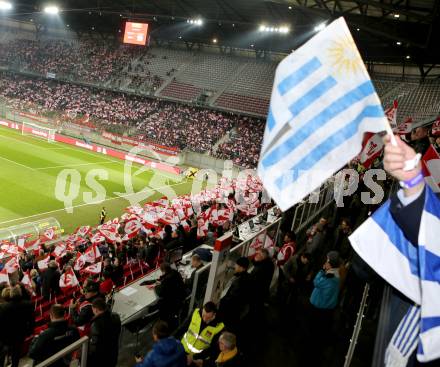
[21,122,57,143]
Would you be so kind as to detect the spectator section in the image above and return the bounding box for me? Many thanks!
[159,81,202,102]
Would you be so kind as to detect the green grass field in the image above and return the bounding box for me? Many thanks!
[0,125,195,233]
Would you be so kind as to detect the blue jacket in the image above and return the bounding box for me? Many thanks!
[136,337,186,367]
[310,270,340,309]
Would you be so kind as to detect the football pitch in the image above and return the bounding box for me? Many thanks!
[0,126,194,233]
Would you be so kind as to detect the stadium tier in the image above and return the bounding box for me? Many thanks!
[0,8,440,367]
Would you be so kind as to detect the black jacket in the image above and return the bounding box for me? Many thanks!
[155,269,186,318]
[42,267,61,299]
[29,320,80,366]
[88,310,121,367]
[250,258,274,303]
[0,299,34,344]
[219,271,252,327]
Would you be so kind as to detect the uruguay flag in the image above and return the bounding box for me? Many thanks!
[350,186,440,364]
[258,17,388,211]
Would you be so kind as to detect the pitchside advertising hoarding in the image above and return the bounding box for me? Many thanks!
[101,131,179,156]
[123,22,149,46]
[1,120,181,174]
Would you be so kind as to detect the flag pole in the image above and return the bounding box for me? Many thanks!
[384,118,398,147]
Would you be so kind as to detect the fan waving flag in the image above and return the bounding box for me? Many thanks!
[258,17,389,211]
[349,186,440,363]
[59,268,79,289]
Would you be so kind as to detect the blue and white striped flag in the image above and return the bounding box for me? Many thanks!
[350,186,440,364]
[258,17,388,211]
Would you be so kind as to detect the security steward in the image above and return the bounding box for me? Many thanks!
[182,302,224,364]
[100,206,107,225]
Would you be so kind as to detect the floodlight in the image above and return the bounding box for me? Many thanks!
[0,1,12,10]
[314,23,326,32]
[44,5,59,15]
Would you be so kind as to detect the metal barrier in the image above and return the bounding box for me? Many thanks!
[343,284,370,367]
[291,181,334,233]
[34,336,89,367]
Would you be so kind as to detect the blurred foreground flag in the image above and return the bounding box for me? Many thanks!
[349,186,440,364]
[258,17,388,211]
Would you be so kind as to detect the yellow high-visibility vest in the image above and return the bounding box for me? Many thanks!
[181,308,224,355]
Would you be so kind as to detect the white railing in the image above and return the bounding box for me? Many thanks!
[34,336,89,367]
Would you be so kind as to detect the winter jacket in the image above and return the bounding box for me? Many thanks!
[41,267,61,299]
[0,299,34,344]
[88,310,121,367]
[29,320,80,366]
[219,271,252,326]
[135,337,186,367]
[155,269,186,320]
[310,269,340,309]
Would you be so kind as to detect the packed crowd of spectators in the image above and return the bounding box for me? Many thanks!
[0,176,274,366]
[0,73,260,153]
[0,39,141,85]
[214,119,265,168]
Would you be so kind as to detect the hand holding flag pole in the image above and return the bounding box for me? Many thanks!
[384,120,421,171]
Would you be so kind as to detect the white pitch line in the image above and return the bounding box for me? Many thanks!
[0,155,36,171]
[0,130,121,164]
[35,161,120,170]
[0,181,187,226]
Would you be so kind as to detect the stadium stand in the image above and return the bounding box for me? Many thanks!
[0,175,273,365]
[159,80,202,102]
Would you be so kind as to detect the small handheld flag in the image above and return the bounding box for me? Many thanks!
[258,17,389,211]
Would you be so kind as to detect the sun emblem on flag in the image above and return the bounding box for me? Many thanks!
[327,35,362,75]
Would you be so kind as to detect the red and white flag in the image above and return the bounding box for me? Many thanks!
[0,269,9,284]
[37,255,50,270]
[59,268,79,289]
[53,243,67,258]
[82,262,102,275]
[393,117,413,135]
[431,117,440,136]
[385,100,398,129]
[422,145,440,193]
[4,257,19,274]
[74,253,86,271]
[123,219,142,240]
[98,229,119,244]
[83,244,101,264]
[75,226,91,237]
[98,223,118,233]
[25,239,41,253]
[21,271,35,295]
[359,132,384,169]
[42,228,56,242]
[90,232,106,245]
[5,244,20,256]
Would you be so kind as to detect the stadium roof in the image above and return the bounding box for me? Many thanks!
[8,0,440,66]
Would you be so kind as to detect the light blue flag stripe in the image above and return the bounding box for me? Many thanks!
[277,57,322,96]
[274,104,383,190]
[288,76,337,116]
[424,185,440,218]
[267,108,276,131]
[262,80,376,168]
